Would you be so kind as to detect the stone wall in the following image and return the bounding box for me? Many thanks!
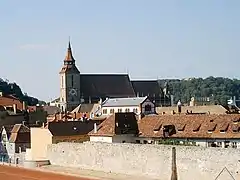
[47,142,240,180]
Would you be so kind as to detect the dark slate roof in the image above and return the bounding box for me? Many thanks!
[131,80,163,97]
[80,74,135,98]
[48,120,100,136]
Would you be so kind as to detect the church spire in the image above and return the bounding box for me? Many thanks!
[64,39,75,62]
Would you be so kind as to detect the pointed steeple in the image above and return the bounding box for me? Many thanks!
[64,39,75,62]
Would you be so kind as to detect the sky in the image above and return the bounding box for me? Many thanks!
[0,0,240,101]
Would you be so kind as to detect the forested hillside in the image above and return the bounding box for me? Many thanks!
[0,78,39,106]
[159,76,240,105]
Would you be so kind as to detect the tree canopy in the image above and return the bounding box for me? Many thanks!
[0,78,39,106]
[159,77,240,105]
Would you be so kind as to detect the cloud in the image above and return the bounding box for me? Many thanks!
[18,44,50,51]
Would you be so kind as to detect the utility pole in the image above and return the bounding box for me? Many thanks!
[171,147,178,180]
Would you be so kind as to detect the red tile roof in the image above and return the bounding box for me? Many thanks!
[89,114,240,139]
[0,96,23,110]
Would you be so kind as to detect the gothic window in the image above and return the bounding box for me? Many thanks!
[71,75,74,87]
[110,109,114,113]
[118,108,122,113]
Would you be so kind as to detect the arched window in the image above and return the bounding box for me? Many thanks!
[71,75,74,87]
[145,104,152,112]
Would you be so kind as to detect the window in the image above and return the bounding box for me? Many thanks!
[71,75,74,87]
[122,140,126,143]
[110,109,114,114]
[232,142,237,148]
[125,108,130,112]
[145,104,152,112]
[103,109,107,114]
[143,140,148,144]
[136,140,141,144]
[118,108,122,113]
[1,134,7,142]
[133,108,138,113]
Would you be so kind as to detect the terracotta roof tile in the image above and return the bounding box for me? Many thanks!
[90,114,240,139]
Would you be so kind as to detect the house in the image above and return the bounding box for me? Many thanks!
[0,125,14,161]
[89,113,240,148]
[101,96,155,116]
[6,124,30,163]
[25,119,103,162]
[0,93,24,110]
[89,112,139,143]
[47,120,102,143]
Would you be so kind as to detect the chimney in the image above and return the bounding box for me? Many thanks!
[94,123,97,133]
[89,96,92,104]
[22,101,26,111]
[59,112,62,120]
[22,121,26,126]
[137,92,139,97]
[171,147,178,180]
[42,122,45,128]
[177,100,182,114]
[13,104,17,114]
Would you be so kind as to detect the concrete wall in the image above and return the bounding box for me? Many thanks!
[47,142,240,180]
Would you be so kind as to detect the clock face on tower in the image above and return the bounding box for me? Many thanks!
[69,88,77,96]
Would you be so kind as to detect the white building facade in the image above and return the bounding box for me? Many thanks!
[101,96,155,116]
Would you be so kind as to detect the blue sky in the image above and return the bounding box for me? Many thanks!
[0,0,240,101]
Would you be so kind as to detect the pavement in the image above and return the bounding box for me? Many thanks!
[0,164,95,180]
[39,165,159,180]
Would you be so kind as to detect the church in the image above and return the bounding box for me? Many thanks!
[59,41,171,112]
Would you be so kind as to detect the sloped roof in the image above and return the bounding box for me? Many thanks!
[80,74,135,98]
[156,105,228,115]
[9,124,30,143]
[43,106,61,115]
[89,114,240,139]
[71,104,95,113]
[1,125,14,138]
[89,112,139,136]
[102,96,148,107]
[48,120,101,136]
[138,114,240,139]
[131,80,163,97]
[11,124,30,133]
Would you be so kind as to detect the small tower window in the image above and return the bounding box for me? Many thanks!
[71,75,74,87]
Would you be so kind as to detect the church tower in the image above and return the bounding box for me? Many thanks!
[59,41,81,112]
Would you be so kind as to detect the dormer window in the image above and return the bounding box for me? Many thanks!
[193,124,201,132]
[208,123,217,133]
[219,123,229,133]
